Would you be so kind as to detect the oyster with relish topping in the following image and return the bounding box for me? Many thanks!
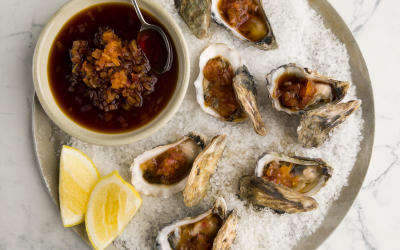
[175,0,211,39]
[211,0,278,50]
[266,63,350,115]
[195,44,266,133]
[298,100,362,148]
[130,132,206,198]
[195,43,248,123]
[156,197,237,250]
[255,152,333,196]
[239,151,333,213]
[239,176,319,213]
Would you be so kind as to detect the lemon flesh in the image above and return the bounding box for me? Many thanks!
[59,146,100,227]
[86,170,142,250]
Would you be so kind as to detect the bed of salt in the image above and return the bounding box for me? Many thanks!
[68,0,365,249]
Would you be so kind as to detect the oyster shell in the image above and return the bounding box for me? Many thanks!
[233,65,268,135]
[194,43,248,122]
[212,209,238,250]
[184,134,227,207]
[130,132,206,198]
[156,198,237,250]
[266,63,351,115]
[211,0,278,50]
[298,100,362,148]
[239,175,318,213]
[255,151,332,196]
[175,0,211,39]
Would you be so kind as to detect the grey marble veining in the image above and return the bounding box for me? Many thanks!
[319,0,400,249]
[0,0,399,249]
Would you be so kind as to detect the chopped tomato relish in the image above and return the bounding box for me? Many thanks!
[176,214,223,250]
[203,57,241,119]
[140,145,190,185]
[276,79,318,110]
[218,0,269,42]
[69,28,157,112]
[262,161,300,188]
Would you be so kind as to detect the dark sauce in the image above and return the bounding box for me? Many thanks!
[48,3,179,133]
[138,29,169,73]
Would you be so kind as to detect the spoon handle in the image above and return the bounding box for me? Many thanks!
[130,0,148,26]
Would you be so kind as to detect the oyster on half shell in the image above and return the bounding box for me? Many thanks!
[239,152,333,213]
[239,175,318,213]
[195,43,248,123]
[298,100,362,148]
[266,63,351,115]
[195,43,266,133]
[211,0,278,50]
[156,197,237,250]
[184,134,227,207]
[130,132,206,198]
[255,152,333,196]
[175,0,211,39]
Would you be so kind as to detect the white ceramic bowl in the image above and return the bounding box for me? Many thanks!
[32,0,190,146]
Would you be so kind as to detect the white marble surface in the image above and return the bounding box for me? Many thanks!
[0,0,399,249]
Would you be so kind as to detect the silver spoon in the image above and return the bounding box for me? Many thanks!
[131,0,172,74]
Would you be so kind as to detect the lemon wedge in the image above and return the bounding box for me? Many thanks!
[59,145,101,227]
[85,170,142,250]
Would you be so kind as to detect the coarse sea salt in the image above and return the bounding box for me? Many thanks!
[68,0,365,249]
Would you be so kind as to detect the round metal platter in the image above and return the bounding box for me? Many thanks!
[32,0,375,249]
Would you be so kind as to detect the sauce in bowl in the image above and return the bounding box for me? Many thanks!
[48,3,178,133]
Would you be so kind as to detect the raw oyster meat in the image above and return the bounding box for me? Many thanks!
[298,100,362,148]
[156,197,237,250]
[184,134,227,207]
[175,0,211,39]
[211,0,278,50]
[266,63,350,115]
[255,151,332,196]
[233,65,268,135]
[239,175,318,213]
[130,132,206,198]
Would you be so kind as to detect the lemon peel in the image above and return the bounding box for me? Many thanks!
[85,170,142,250]
[59,145,101,227]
